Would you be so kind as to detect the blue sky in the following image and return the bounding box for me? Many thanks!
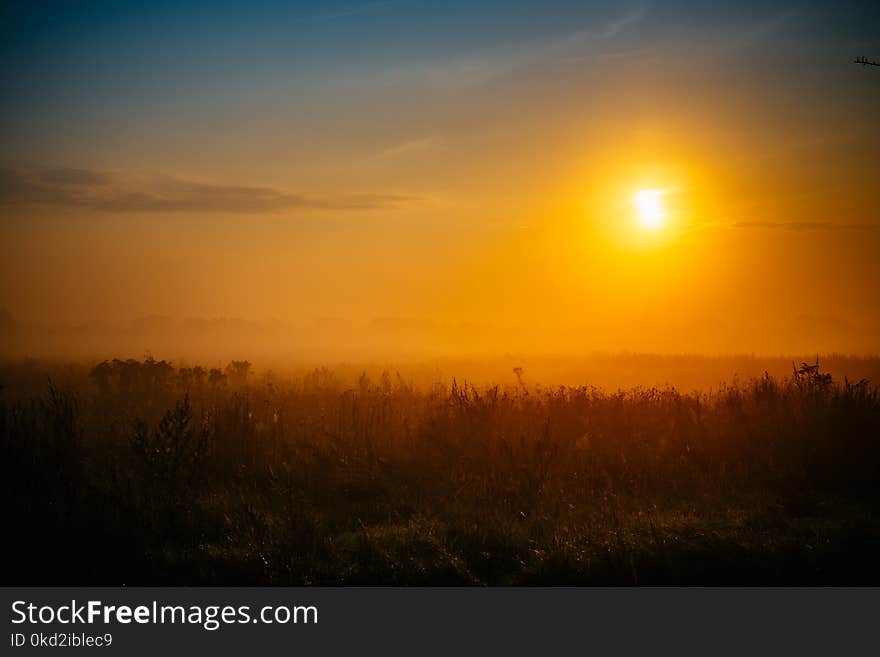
[2,1,877,162]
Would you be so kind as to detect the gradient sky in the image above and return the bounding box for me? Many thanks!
[1,0,879,355]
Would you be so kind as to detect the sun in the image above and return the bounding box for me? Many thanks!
[633,189,666,230]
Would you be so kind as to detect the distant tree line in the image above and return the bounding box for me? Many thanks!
[89,357,252,395]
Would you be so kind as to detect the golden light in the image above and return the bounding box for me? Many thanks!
[634,189,665,229]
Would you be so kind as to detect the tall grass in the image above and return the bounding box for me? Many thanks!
[1,358,878,584]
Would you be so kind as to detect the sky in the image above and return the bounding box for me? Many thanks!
[1,0,879,356]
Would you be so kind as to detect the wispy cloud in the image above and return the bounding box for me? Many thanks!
[733,220,877,232]
[549,7,646,51]
[370,136,441,161]
[601,7,645,39]
[0,168,419,215]
[38,167,110,187]
[368,6,646,90]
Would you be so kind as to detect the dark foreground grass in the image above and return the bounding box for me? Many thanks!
[2,358,879,584]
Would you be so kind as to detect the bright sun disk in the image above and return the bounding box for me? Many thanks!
[634,189,665,230]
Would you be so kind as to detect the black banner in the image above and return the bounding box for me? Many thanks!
[2,588,877,654]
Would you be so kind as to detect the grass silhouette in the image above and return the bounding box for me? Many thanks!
[2,357,879,584]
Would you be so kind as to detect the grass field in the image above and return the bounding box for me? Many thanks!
[2,356,879,584]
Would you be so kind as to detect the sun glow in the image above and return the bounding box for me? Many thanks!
[634,189,666,229]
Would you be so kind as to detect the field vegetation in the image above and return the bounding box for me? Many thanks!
[2,356,879,584]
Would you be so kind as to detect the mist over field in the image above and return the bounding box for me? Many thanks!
[2,308,880,390]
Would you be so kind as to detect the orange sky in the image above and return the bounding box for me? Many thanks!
[1,2,879,356]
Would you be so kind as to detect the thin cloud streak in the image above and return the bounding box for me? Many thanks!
[0,168,419,215]
[733,220,878,232]
[369,136,441,161]
[363,6,647,90]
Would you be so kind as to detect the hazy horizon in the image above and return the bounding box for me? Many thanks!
[2,306,879,361]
